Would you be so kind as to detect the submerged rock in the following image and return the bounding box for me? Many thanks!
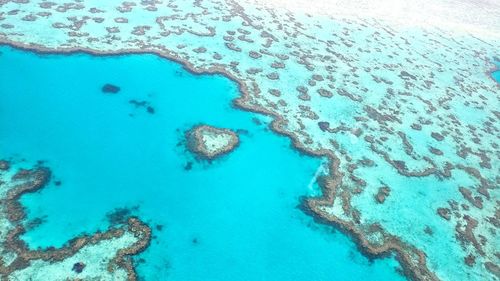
[374,186,391,204]
[184,161,193,170]
[146,106,155,114]
[106,206,136,225]
[186,125,239,160]
[101,83,120,94]
[72,262,85,273]
[0,160,9,170]
[318,121,330,132]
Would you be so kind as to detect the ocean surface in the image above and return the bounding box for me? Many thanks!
[0,46,406,280]
[492,60,500,83]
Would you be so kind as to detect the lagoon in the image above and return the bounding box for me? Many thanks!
[0,46,406,280]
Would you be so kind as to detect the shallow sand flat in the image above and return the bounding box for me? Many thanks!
[250,0,500,38]
[0,0,499,280]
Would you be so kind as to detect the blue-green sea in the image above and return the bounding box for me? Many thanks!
[492,59,500,83]
[0,46,406,280]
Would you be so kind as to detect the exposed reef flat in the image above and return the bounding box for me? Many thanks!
[187,125,239,159]
[0,160,151,280]
[0,0,499,280]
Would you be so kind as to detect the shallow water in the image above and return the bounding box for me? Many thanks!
[492,60,500,83]
[0,46,406,280]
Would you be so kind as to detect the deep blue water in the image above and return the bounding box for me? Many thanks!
[0,46,405,280]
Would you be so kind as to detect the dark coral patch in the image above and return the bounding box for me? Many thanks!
[0,160,10,170]
[72,262,85,273]
[318,121,330,132]
[184,162,193,171]
[106,206,138,225]
[102,83,121,94]
[375,186,391,203]
[146,106,155,114]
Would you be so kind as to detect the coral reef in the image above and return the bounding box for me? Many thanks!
[0,0,498,280]
[187,125,239,159]
[0,161,151,280]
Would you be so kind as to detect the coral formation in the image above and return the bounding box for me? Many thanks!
[0,0,498,280]
[0,161,151,281]
[187,125,239,159]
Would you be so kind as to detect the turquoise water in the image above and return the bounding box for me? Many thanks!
[492,59,500,83]
[0,46,405,280]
